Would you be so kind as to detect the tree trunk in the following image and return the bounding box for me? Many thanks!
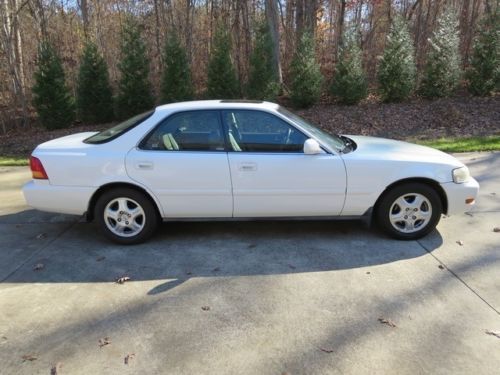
[266,0,283,85]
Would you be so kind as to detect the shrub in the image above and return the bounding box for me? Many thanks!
[32,41,75,130]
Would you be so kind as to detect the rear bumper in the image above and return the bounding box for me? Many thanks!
[22,180,95,216]
[440,177,479,215]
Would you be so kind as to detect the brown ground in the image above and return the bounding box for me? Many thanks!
[1,95,499,158]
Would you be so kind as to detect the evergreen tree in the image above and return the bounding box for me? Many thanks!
[32,41,75,130]
[419,10,461,98]
[467,13,500,96]
[76,41,114,124]
[116,18,154,119]
[206,25,239,99]
[246,22,280,101]
[289,32,323,108]
[377,16,416,102]
[161,32,194,103]
[331,30,368,104]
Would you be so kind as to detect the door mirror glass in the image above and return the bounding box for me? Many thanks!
[303,139,323,155]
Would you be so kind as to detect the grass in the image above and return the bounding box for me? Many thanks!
[416,135,500,153]
[0,156,29,167]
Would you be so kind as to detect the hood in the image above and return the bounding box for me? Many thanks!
[346,135,464,168]
[35,132,98,151]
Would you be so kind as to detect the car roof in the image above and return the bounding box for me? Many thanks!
[155,100,280,113]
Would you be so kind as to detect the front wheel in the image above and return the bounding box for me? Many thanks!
[95,188,159,245]
[376,183,442,240]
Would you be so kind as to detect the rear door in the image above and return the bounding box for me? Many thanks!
[222,109,346,217]
[126,110,233,218]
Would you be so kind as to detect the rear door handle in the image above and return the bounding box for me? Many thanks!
[136,161,154,170]
[238,162,257,171]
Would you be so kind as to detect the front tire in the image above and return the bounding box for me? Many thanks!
[376,183,442,240]
[95,188,158,245]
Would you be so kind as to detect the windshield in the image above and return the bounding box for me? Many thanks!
[277,107,345,152]
[84,110,155,144]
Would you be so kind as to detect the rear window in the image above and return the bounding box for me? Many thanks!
[84,110,155,144]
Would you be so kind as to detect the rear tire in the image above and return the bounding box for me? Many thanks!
[376,183,442,240]
[95,188,158,245]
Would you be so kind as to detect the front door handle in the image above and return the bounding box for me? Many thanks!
[136,161,154,170]
[238,162,257,171]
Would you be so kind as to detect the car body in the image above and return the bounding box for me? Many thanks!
[23,100,479,244]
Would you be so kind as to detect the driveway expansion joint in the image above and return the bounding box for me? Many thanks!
[417,239,500,317]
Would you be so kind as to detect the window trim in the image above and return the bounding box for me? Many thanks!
[220,109,312,154]
[137,109,228,153]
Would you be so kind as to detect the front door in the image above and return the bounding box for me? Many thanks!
[126,110,232,218]
[222,109,347,217]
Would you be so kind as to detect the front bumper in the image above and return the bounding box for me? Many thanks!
[22,180,95,216]
[440,177,479,216]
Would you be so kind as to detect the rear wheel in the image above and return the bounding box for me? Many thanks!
[376,183,442,240]
[95,188,158,244]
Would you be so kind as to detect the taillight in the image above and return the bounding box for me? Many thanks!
[30,156,48,179]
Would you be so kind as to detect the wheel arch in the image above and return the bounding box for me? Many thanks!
[373,177,448,217]
[86,182,162,221]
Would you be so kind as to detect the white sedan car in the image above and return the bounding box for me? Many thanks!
[23,100,479,244]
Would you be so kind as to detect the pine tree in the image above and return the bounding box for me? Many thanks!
[116,18,154,119]
[76,41,114,124]
[161,33,194,103]
[289,32,323,108]
[419,10,461,98]
[331,30,368,105]
[246,22,280,101]
[377,16,416,102]
[32,41,75,130]
[467,13,500,96]
[206,25,239,99]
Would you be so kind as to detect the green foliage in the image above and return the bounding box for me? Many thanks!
[206,25,239,99]
[116,18,154,119]
[377,16,416,102]
[331,31,368,104]
[76,41,114,124]
[161,33,194,103]
[246,22,280,101]
[420,10,462,98]
[467,13,500,96]
[289,32,323,108]
[32,41,75,130]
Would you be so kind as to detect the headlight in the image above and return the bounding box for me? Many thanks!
[452,166,470,183]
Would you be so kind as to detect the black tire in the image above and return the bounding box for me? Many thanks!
[95,187,159,245]
[376,182,442,240]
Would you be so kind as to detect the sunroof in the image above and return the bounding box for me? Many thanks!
[219,100,264,104]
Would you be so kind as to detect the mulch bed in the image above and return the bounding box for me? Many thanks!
[1,95,499,158]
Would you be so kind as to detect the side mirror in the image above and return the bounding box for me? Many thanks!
[303,138,323,155]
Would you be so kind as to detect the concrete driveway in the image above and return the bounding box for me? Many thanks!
[1,153,499,374]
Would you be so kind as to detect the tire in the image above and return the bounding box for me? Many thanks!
[376,183,442,240]
[95,187,159,245]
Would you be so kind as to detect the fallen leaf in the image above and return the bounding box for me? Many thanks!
[33,263,44,271]
[248,244,257,249]
[378,317,397,328]
[185,271,192,275]
[116,276,131,284]
[22,354,38,362]
[124,353,136,365]
[493,227,500,233]
[96,256,106,262]
[366,271,371,274]
[98,337,111,348]
[438,265,445,270]
[36,233,47,240]
[485,330,500,339]
[319,347,334,353]
[212,267,220,272]
[288,264,296,270]
[201,306,210,311]
[456,240,464,246]
[491,192,497,195]
[50,362,63,375]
